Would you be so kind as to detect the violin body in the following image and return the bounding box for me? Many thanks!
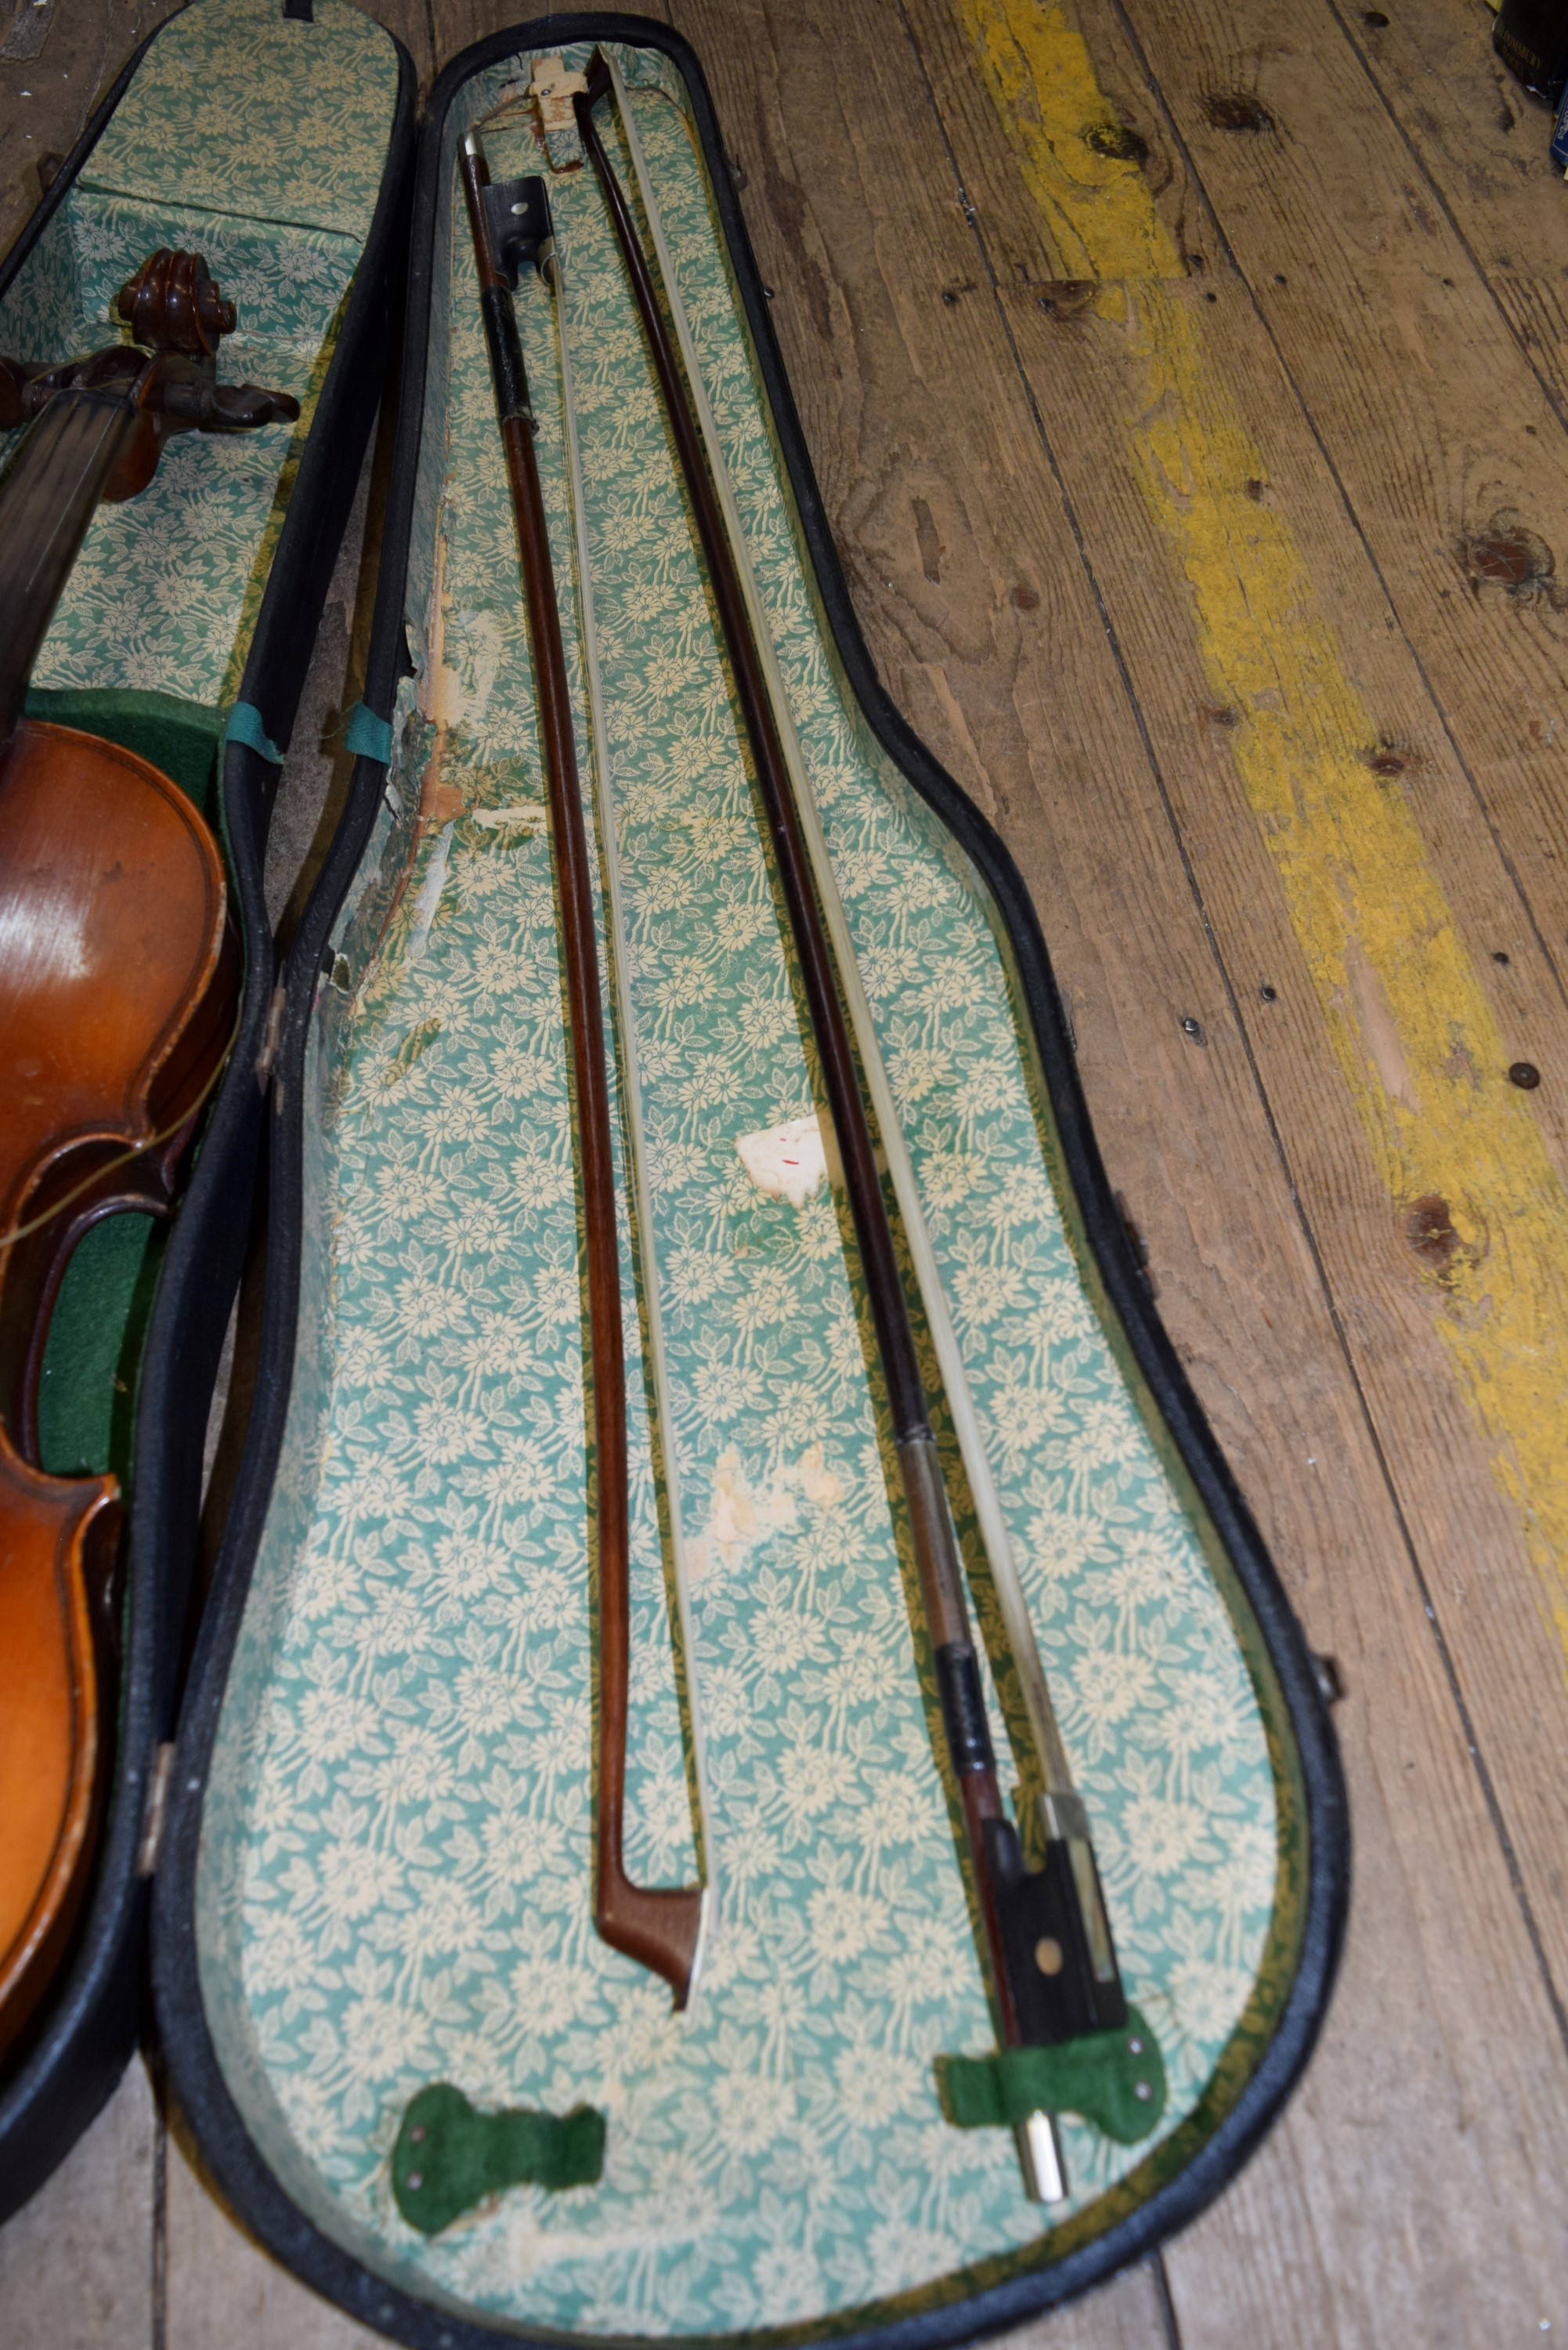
[0,720,238,2058]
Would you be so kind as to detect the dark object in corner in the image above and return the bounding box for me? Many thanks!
[1494,0,1568,104]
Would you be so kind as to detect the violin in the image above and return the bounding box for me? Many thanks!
[0,251,298,2062]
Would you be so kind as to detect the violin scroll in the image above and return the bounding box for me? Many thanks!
[0,247,299,440]
[114,247,237,356]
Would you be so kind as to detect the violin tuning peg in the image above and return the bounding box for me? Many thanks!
[205,382,301,431]
[204,283,238,342]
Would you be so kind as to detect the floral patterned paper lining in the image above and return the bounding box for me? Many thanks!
[196,49,1293,2340]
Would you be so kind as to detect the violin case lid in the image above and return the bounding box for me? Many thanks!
[0,0,416,2222]
[143,15,1349,2347]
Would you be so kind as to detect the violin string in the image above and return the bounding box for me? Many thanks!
[0,1000,244,1258]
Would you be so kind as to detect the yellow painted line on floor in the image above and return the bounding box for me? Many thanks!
[956,0,1568,1632]
[958,0,1182,280]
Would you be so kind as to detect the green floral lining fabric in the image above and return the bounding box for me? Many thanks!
[197,51,1295,2339]
[81,0,396,238]
[0,0,396,708]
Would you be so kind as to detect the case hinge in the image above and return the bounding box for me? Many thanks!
[137,1741,176,1877]
[255,982,287,1090]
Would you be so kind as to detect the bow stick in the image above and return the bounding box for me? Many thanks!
[460,127,704,2009]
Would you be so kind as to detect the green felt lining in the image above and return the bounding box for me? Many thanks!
[35,1214,164,1484]
[392,2084,606,2236]
[23,688,226,1487]
[936,2008,1167,2144]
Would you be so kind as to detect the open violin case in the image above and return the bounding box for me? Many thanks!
[0,0,414,2218]
[141,15,1353,2340]
[2,1,1349,2334]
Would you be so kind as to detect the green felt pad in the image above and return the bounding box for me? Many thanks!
[23,688,225,1491]
[936,2008,1167,2143]
[392,2084,606,2236]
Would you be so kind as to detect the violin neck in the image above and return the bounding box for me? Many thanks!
[0,389,140,755]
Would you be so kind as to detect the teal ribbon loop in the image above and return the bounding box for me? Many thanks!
[344,700,393,764]
[223,700,284,765]
[391,2082,606,2235]
[935,2006,1166,2146]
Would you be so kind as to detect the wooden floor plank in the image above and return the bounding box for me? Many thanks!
[661,0,1568,2339]
[1327,0,1568,418]
[1007,254,1568,1976]
[1162,1723,1568,2347]
[164,2120,384,2349]
[1006,2265,1175,2350]
[1097,0,1568,1085]
[364,0,434,87]
[903,0,1568,1999]
[0,0,184,256]
[0,2057,156,2348]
